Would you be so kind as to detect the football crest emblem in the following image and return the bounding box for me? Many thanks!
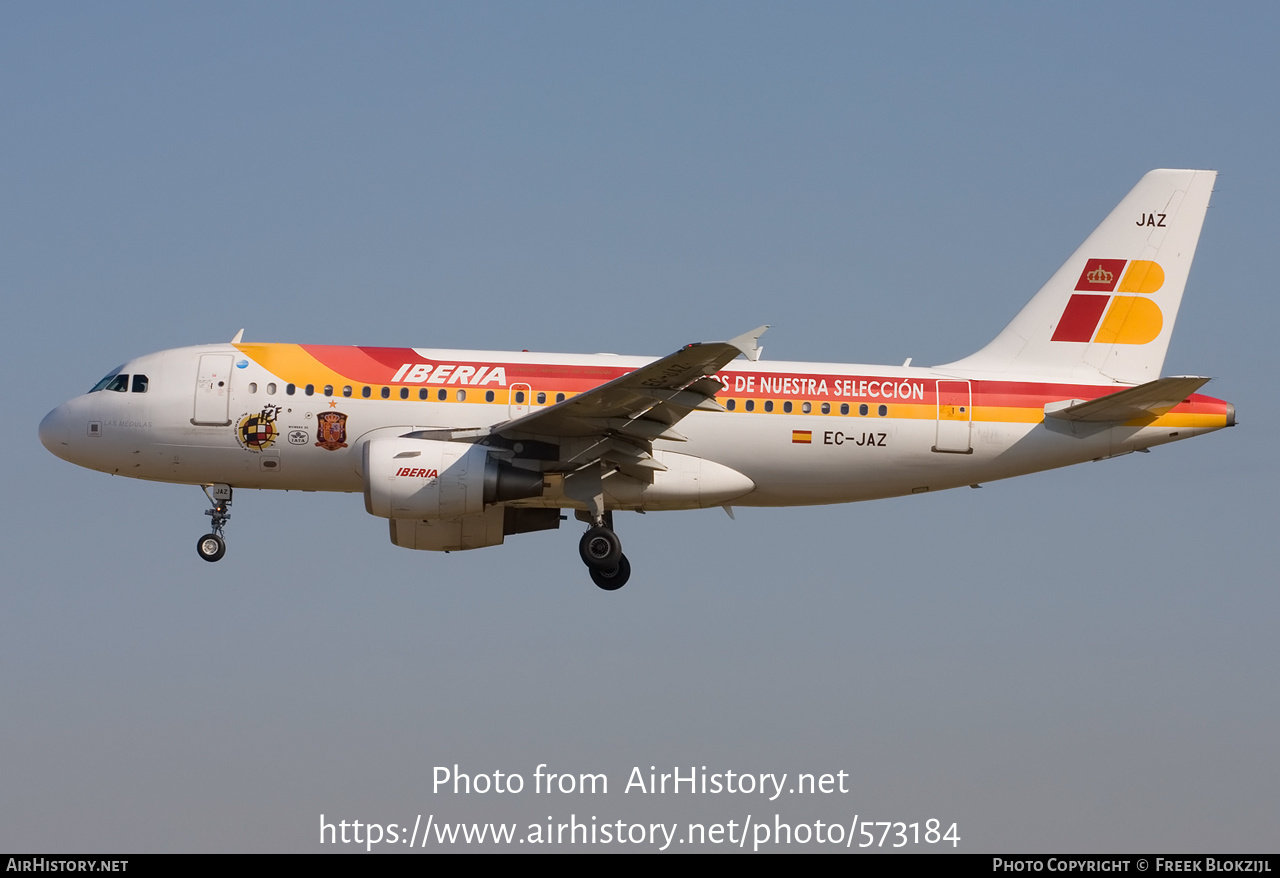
[236,405,281,451]
[315,411,348,451]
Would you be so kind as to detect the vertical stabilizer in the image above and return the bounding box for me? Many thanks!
[941,169,1216,384]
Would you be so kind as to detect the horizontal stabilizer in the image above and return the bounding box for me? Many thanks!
[1044,376,1210,423]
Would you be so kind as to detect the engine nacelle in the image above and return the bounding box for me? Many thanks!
[363,437,544,519]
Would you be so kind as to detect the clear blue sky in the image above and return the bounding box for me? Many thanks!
[4,2,1276,851]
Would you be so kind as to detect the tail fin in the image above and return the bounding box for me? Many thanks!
[941,169,1216,384]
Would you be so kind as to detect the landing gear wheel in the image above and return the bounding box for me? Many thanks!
[590,554,631,590]
[579,526,622,570]
[196,533,226,562]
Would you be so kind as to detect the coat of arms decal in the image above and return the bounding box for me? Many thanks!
[315,411,348,451]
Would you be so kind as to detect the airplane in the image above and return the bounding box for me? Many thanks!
[39,169,1234,590]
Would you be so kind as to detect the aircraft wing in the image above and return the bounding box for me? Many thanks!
[491,326,767,472]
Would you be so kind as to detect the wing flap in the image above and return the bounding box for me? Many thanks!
[601,417,688,442]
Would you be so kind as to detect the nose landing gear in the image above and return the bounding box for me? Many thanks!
[578,511,630,590]
[197,484,232,562]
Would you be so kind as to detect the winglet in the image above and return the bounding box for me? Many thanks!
[728,325,769,361]
[230,328,245,344]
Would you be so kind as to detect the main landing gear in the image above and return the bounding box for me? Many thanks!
[196,484,232,563]
[578,511,630,590]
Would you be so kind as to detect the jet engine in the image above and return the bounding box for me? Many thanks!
[362,436,544,519]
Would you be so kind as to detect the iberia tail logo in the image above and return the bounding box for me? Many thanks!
[1051,259,1164,344]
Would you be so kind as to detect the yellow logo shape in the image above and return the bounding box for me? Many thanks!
[1117,260,1164,294]
[1094,296,1163,345]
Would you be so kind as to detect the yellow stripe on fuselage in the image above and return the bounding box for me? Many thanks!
[235,344,350,388]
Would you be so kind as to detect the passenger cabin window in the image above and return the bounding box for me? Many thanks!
[556,393,565,403]
[286,384,296,395]
[419,388,429,400]
[484,390,494,402]
[457,390,467,402]
[400,387,409,399]
[248,382,258,394]
[783,401,793,413]
[764,400,774,412]
[305,384,315,396]
[324,385,333,397]
[514,390,526,404]
[537,392,546,404]
[342,386,352,397]
[267,383,277,395]
[131,374,148,393]
[437,389,447,401]
[380,387,390,399]
[362,386,371,398]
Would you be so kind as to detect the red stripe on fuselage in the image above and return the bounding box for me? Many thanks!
[279,346,1228,418]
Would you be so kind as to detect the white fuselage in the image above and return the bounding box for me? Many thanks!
[39,342,1233,512]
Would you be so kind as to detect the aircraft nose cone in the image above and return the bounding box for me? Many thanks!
[39,405,71,458]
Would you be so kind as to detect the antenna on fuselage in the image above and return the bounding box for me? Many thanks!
[230,329,244,344]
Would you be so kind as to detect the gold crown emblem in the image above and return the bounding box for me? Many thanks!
[1087,264,1113,284]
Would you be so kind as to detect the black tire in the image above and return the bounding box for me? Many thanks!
[579,526,622,570]
[590,554,631,591]
[196,533,226,562]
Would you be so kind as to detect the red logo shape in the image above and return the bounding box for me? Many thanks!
[1074,259,1126,292]
[1051,295,1110,342]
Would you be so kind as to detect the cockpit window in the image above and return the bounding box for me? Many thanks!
[89,368,126,393]
[89,370,149,393]
[99,374,130,392]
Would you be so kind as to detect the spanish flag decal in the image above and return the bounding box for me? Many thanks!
[792,430,812,444]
